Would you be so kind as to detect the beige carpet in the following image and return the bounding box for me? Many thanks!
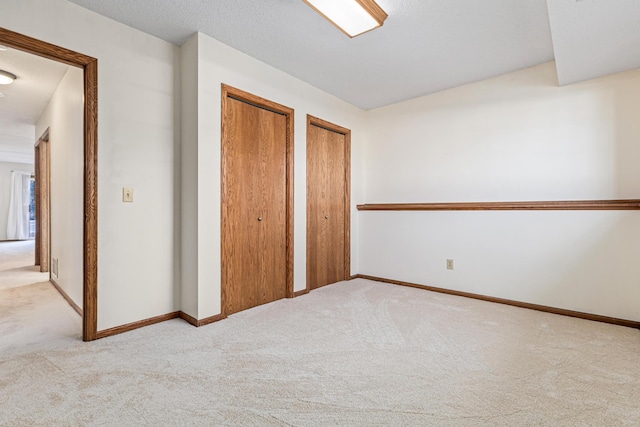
[1,278,640,426]
[0,240,50,290]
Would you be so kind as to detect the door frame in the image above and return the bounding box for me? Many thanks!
[34,128,50,273]
[306,115,351,293]
[0,27,99,341]
[221,84,295,316]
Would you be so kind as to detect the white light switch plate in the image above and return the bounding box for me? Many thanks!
[123,187,134,203]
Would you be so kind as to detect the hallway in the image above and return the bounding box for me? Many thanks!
[0,239,80,353]
[0,240,49,290]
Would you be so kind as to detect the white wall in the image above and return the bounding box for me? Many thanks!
[8,1,636,330]
[36,67,83,308]
[180,35,198,318]
[361,63,640,321]
[0,162,34,241]
[181,33,366,320]
[1,0,180,330]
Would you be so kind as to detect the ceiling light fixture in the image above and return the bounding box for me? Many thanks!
[303,0,388,38]
[0,70,17,85]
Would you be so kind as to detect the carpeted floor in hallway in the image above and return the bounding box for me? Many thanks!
[0,240,50,291]
[1,278,640,426]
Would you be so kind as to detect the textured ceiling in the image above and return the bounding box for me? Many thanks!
[547,0,640,86]
[68,0,555,110]
[0,46,69,163]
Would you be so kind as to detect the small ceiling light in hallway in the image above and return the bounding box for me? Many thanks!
[0,70,17,85]
[303,0,388,38]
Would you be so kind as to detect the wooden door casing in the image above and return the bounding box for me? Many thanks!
[306,115,351,291]
[0,27,99,341]
[35,129,50,273]
[221,85,294,316]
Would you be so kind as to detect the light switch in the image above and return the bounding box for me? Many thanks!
[123,187,134,203]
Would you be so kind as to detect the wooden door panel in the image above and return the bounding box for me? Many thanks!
[307,120,349,290]
[223,95,289,315]
[223,98,261,314]
[325,129,345,285]
[307,124,328,289]
[258,109,287,303]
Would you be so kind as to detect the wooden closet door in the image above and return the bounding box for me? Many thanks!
[222,97,288,315]
[256,107,287,306]
[307,119,350,290]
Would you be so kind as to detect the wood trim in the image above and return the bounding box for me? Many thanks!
[221,84,295,316]
[306,115,352,293]
[178,312,199,327]
[344,125,351,281]
[96,312,180,339]
[50,278,82,316]
[293,289,309,298]
[179,311,226,327]
[356,0,388,25]
[0,28,99,341]
[286,97,295,301]
[34,144,40,267]
[354,274,640,329]
[223,84,295,117]
[83,58,99,341]
[95,310,226,337]
[0,28,96,66]
[43,132,50,273]
[357,200,640,211]
[307,115,351,135]
[35,129,50,273]
[303,0,387,38]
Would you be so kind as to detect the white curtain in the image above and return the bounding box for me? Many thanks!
[6,171,31,240]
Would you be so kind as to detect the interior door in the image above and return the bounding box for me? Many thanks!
[307,116,350,290]
[222,95,288,315]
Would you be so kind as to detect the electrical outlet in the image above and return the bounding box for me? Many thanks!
[52,257,59,278]
[446,259,454,270]
[123,187,134,203]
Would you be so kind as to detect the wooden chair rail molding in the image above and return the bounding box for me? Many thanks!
[357,199,640,211]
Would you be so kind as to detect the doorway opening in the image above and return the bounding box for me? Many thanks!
[0,28,98,341]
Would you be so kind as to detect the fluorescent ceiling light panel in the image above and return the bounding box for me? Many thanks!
[304,0,388,38]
